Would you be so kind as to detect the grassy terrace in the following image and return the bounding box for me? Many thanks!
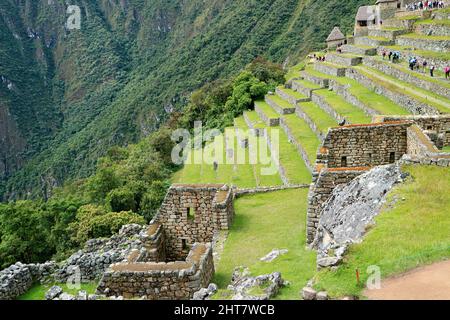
[245,111,266,129]
[255,100,280,120]
[367,35,391,42]
[213,189,316,300]
[305,65,410,115]
[281,114,320,165]
[298,101,338,135]
[415,18,450,26]
[277,86,309,100]
[315,165,450,299]
[266,94,294,110]
[398,33,450,41]
[293,79,321,90]
[267,126,312,184]
[314,89,372,124]
[383,45,450,61]
[286,61,306,81]
[371,56,450,90]
[355,65,450,114]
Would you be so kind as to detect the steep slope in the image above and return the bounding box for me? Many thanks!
[0,0,369,200]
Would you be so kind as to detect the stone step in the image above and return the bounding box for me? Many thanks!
[275,86,310,105]
[300,70,329,88]
[243,111,266,136]
[347,66,447,115]
[340,44,377,56]
[362,57,450,100]
[395,10,432,20]
[396,34,450,53]
[265,94,296,115]
[368,28,409,40]
[291,79,322,98]
[354,36,395,47]
[314,62,346,77]
[325,53,363,67]
[383,18,410,29]
[254,101,280,127]
[414,21,450,37]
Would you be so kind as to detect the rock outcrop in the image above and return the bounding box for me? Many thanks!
[313,164,406,267]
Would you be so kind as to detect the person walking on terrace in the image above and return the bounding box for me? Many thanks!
[430,64,435,77]
[445,66,450,80]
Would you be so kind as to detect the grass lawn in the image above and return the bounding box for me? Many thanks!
[245,111,266,129]
[314,165,450,299]
[315,89,372,124]
[298,101,338,135]
[441,146,450,153]
[293,79,321,90]
[286,61,306,81]
[281,114,320,165]
[18,282,98,300]
[213,189,316,300]
[398,33,450,41]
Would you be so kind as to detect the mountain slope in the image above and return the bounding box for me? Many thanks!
[0,0,368,200]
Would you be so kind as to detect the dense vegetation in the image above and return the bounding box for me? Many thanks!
[0,0,369,200]
[0,58,285,269]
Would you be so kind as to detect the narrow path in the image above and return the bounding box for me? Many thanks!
[364,260,450,300]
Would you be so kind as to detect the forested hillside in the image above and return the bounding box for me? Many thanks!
[0,0,368,200]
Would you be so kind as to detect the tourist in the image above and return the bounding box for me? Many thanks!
[382,50,387,60]
[388,51,393,61]
[430,64,435,77]
[445,66,450,79]
[422,60,428,71]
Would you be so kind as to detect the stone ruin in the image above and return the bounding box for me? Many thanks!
[307,115,450,244]
[96,184,235,300]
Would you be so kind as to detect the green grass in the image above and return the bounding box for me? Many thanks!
[281,114,321,164]
[415,19,450,26]
[277,86,308,100]
[213,189,316,300]
[383,45,450,61]
[441,146,450,153]
[304,64,409,116]
[298,101,338,135]
[315,89,372,124]
[234,115,249,130]
[245,111,266,129]
[266,94,293,110]
[372,56,450,90]
[398,33,450,41]
[268,127,312,184]
[319,61,347,69]
[18,282,98,300]
[286,61,306,81]
[355,65,450,114]
[254,100,280,120]
[367,36,391,42]
[315,165,450,299]
[293,79,321,90]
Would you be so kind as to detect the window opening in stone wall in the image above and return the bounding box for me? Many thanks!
[389,152,396,163]
[187,206,195,221]
[341,156,348,167]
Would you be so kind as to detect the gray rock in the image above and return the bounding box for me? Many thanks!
[317,291,328,300]
[59,293,76,301]
[207,283,218,294]
[302,287,317,300]
[260,249,289,263]
[193,288,209,300]
[45,286,63,300]
[317,257,340,268]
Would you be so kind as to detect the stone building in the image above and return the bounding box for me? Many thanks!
[97,184,235,299]
[306,117,450,244]
[326,27,346,49]
[354,5,378,36]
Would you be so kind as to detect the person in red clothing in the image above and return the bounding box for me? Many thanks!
[445,66,450,80]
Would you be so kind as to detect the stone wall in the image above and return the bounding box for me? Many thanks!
[155,184,234,261]
[414,23,450,37]
[306,168,369,244]
[362,57,450,100]
[321,122,411,168]
[329,80,378,117]
[97,243,215,300]
[0,262,57,300]
[377,45,449,70]
[396,36,450,53]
